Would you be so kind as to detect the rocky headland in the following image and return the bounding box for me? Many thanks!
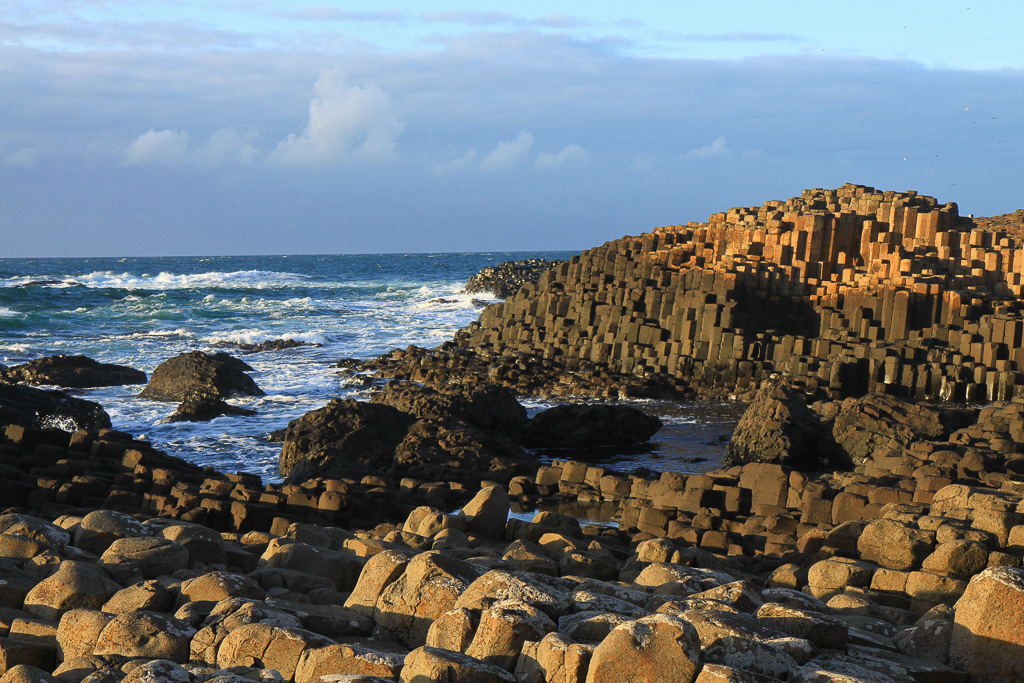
[1,185,1024,681]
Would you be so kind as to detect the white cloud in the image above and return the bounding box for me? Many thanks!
[4,147,42,169]
[269,70,404,167]
[125,129,191,166]
[687,136,729,159]
[432,149,479,176]
[479,131,534,172]
[196,127,259,168]
[536,144,589,170]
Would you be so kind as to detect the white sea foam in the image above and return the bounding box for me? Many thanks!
[65,269,310,291]
[0,307,17,317]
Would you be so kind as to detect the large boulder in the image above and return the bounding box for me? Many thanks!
[726,380,841,470]
[0,383,110,431]
[163,396,257,423]
[586,614,702,683]
[371,381,527,440]
[393,419,538,484]
[832,393,954,466]
[0,355,146,388]
[278,399,417,480]
[139,351,263,402]
[950,565,1024,682]
[520,404,662,449]
[464,258,566,298]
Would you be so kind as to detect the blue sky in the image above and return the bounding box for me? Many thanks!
[2,1,1022,256]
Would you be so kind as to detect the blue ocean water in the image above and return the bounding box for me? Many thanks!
[0,253,741,480]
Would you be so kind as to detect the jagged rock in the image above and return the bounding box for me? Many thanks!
[0,383,110,431]
[278,399,416,481]
[392,418,539,484]
[725,380,842,470]
[163,396,257,423]
[520,403,662,449]
[464,258,566,298]
[832,393,953,466]
[371,381,528,440]
[0,355,146,388]
[139,351,263,402]
[238,339,319,353]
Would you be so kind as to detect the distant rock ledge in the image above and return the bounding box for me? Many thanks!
[464,258,567,298]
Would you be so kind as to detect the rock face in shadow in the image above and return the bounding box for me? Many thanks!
[464,259,567,298]
[279,400,417,481]
[139,351,264,402]
[725,380,842,470]
[0,383,111,431]
[371,382,528,441]
[520,404,662,449]
[163,396,257,423]
[0,355,146,388]
[832,393,954,466]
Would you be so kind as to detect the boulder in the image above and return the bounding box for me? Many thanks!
[520,404,662,449]
[294,643,405,683]
[950,565,1024,682]
[163,396,257,423]
[832,393,951,466]
[239,339,319,353]
[23,561,122,620]
[371,381,528,440]
[464,258,566,298]
[0,355,145,388]
[92,610,195,662]
[400,646,516,683]
[74,510,150,555]
[462,486,510,539]
[278,399,416,481]
[725,380,841,470]
[464,599,556,670]
[98,536,189,580]
[138,351,263,402]
[393,419,538,484]
[0,383,110,431]
[586,613,702,683]
[215,623,334,681]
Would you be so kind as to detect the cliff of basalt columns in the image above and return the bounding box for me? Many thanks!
[359,184,1024,402]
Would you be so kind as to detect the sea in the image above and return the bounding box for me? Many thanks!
[0,253,744,483]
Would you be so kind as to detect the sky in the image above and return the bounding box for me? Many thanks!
[1,1,1022,257]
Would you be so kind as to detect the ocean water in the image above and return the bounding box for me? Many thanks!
[0,253,742,481]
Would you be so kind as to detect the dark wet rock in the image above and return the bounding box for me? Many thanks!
[19,279,77,287]
[832,393,956,466]
[265,427,288,442]
[0,355,146,388]
[371,381,527,440]
[279,399,417,481]
[464,258,567,298]
[725,380,843,470]
[0,383,111,431]
[520,403,662,449]
[163,396,257,423]
[139,351,263,402]
[394,419,539,484]
[238,338,320,353]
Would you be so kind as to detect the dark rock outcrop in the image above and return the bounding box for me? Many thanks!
[279,399,417,480]
[139,351,263,402]
[521,404,662,449]
[0,355,146,388]
[371,382,527,440]
[464,259,567,298]
[394,419,538,483]
[725,380,842,470]
[162,396,257,423]
[238,339,319,353]
[831,393,958,466]
[0,383,111,431]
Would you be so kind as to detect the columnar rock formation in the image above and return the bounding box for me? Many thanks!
[365,185,1024,402]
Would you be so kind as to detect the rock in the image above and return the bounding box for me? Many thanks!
[425,608,479,651]
[258,539,364,592]
[139,351,263,402]
[56,609,113,661]
[0,664,56,683]
[101,580,173,614]
[74,510,150,555]
[216,623,334,681]
[393,419,538,483]
[950,565,1024,682]
[521,404,662,449]
[278,399,416,481]
[586,613,702,683]
[0,355,146,389]
[857,519,934,571]
[464,258,566,298]
[239,339,319,353]
[455,569,574,618]
[163,396,257,423]
[400,646,516,683]
[464,599,556,670]
[703,635,798,680]
[0,383,110,431]
[462,486,510,539]
[177,572,265,613]
[515,632,593,683]
[374,551,486,648]
[294,643,405,682]
[832,393,949,466]
[371,381,528,440]
[725,380,841,470]
[23,561,122,620]
[756,602,849,650]
[343,549,417,619]
[120,659,192,683]
[93,610,195,662]
[99,536,189,580]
